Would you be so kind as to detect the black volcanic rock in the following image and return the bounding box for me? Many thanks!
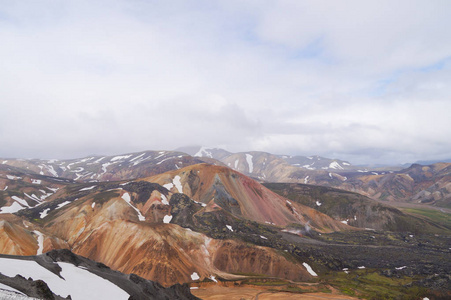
[0,250,199,300]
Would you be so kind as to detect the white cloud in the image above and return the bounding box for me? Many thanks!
[0,0,450,164]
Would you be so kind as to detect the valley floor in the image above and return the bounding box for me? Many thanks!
[191,285,358,300]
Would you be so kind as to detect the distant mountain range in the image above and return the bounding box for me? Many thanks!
[1,147,450,208]
[180,147,451,208]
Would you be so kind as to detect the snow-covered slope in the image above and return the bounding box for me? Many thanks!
[0,250,198,300]
[0,151,204,182]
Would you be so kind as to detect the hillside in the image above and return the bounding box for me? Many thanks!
[264,182,450,233]
[1,152,450,298]
[3,149,450,209]
[1,150,204,182]
[0,249,197,300]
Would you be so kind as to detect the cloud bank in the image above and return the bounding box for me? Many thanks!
[0,0,450,164]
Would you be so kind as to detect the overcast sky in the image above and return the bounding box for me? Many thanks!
[1,0,450,165]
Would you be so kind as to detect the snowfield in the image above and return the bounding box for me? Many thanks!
[0,202,25,214]
[0,258,130,300]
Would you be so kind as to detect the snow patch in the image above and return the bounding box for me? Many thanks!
[245,154,253,173]
[226,225,233,232]
[163,182,173,190]
[33,231,44,255]
[40,208,50,219]
[173,175,183,193]
[93,157,105,163]
[71,167,84,173]
[129,153,145,162]
[234,159,239,169]
[161,194,169,205]
[260,235,268,240]
[194,147,213,158]
[329,161,344,170]
[163,215,172,224]
[304,176,309,184]
[121,193,145,221]
[396,266,407,270]
[56,201,71,209]
[341,220,348,225]
[79,185,96,191]
[31,179,41,184]
[0,290,34,299]
[12,196,30,207]
[24,193,40,202]
[316,201,322,206]
[110,155,132,162]
[47,187,59,193]
[210,275,217,283]
[0,202,25,214]
[192,199,207,207]
[358,266,365,269]
[156,157,174,165]
[45,165,58,177]
[302,263,318,276]
[6,175,21,180]
[91,202,95,208]
[191,272,200,280]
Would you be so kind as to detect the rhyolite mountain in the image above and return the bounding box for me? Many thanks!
[3,148,450,207]
[1,164,342,286]
[1,150,451,298]
[1,150,204,182]
[181,147,451,208]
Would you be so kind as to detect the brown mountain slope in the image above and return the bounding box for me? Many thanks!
[36,188,312,286]
[264,182,450,233]
[146,164,348,232]
[1,164,327,286]
[189,148,451,208]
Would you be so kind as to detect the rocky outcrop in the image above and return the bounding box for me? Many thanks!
[0,249,199,300]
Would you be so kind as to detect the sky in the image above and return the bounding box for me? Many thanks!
[1,0,450,165]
